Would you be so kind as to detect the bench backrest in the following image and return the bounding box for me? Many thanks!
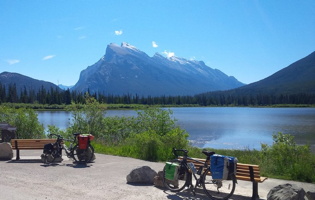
[11,139,56,149]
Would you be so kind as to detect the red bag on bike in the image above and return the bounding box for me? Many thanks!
[78,135,89,149]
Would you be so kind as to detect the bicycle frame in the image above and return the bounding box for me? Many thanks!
[166,148,236,200]
[62,135,79,158]
[175,150,211,195]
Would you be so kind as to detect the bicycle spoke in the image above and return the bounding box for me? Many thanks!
[163,160,191,192]
[202,169,236,200]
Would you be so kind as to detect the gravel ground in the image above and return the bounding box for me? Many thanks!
[0,150,314,200]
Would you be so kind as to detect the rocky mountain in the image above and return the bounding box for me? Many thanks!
[0,72,61,94]
[199,51,315,97]
[58,84,73,90]
[71,42,244,96]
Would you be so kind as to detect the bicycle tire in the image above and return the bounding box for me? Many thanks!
[163,159,191,192]
[43,148,59,163]
[72,144,94,163]
[202,168,236,200]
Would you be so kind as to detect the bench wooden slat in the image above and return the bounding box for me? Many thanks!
[237,172,261,178]
[10,139,56,160]
[11,139,55,149]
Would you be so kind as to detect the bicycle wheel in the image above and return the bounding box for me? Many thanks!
[72,144,94,163]
[202,168,236,200]
[42,148,59,163]
[163,160,191,192]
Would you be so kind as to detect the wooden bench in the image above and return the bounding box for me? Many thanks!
[11,139,56,160]
[180,157,267,200]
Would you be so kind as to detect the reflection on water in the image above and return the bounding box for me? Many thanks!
[37,107,315,151]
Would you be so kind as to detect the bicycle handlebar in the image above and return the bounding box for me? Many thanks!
[172,148,189,157]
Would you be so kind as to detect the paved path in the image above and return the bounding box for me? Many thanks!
[0,150,314,200]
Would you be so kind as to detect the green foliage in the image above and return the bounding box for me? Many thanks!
[261,132,315,182]
[124,127,189,161]
[47,125,67,137]
[66,97,106,138]
[68,105,189,162]
[133,108,177,136]
[101,116,136,145]
[0,106,45,139]
[119,108,188,161]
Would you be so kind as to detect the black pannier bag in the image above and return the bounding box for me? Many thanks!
[43,143,54,154]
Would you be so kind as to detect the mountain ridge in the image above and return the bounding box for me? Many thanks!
[72,42,244,96]
[198,50,315,97]
[0,71,61,94]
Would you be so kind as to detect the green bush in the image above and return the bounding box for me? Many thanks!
[66,97,106,138]
[261,132,315,182]
[124,127,188,161]
[0,106,45,139]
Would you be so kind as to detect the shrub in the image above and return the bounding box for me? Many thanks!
[261,132,315,182]
[82,107,188,161]
[123,127,188,161]
[0,106,45,139]
[67,97,106,138]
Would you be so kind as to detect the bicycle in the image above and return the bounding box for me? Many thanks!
[163,148,236,200]
[42,133,94,164]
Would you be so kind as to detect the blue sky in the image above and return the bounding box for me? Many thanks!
[1,0,314,86]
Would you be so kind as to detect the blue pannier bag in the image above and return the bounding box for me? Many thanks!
[210,154,238,180]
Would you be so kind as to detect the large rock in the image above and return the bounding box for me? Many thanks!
[267,184,305,200]
[126,166,157,184]
[306,191,315,200]
[153,171,165,188]
[0,142,13,160]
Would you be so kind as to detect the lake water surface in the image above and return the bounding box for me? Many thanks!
[37,107,315,151]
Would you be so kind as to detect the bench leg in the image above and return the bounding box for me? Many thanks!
[16,149,20,160]
[251,181,259,200]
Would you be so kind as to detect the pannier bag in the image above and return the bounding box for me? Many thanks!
[210,154,238,180]
[43,143,54,154]
[164,162,179,181]
[227,156,238,180]
[78,135,89,149]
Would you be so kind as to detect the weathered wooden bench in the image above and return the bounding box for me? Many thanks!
[10,139,55,160]
[180,157,267,200]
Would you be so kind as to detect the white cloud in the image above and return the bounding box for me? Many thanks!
[162,50,175,58]
[114,30,123,35]
[78,35,87,40]
[74,26,85,31]
[42,55,56,60]
[152,41,158,48]
[6,59,20,65]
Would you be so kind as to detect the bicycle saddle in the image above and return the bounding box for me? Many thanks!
[202,150,216,157]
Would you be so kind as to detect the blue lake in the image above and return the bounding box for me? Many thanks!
[37,107,315,151]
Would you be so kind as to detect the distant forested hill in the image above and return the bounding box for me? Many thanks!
[196,51,315,105]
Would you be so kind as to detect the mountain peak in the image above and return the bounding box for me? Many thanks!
[105,42,149,61]
[121,42,138,50]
